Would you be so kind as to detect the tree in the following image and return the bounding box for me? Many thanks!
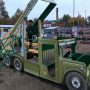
[0,1,9,24]
[63,14,71,21]
[87,16,90,25]
[62,14,71,27]
[11,8,23,24]
[62,14,87,27]
[0,1,9,19]
[76,15,85,27]
[68,19,73,27]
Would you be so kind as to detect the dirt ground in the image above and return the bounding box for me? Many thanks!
[76,42,90,54]
[0,68,67,90]
[0,42,90,90]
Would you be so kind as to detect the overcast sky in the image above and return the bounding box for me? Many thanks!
[4,0,90,20]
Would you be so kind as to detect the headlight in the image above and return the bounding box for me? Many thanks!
[80,65,85,72]
[87,70,89,77]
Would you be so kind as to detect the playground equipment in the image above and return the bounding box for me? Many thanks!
[0,0,90,90]
[0,0,56,66]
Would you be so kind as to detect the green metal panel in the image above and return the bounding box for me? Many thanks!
[68,52,90,66]
[68,53,82,60]
[77,55,90,66]
[87,65,90,84]
[62,59,87,81]
[71,43,76,54]
[42,45,55,65]
[42,44,54,50]
[24,61,40,76]
[39,38,57,44]
[57,37,69,40]
[38,39,61,83]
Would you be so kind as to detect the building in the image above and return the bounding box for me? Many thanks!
[42,19,65,28]
[0,25,14,37]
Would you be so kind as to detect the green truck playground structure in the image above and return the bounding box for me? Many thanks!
[0,0,90,90]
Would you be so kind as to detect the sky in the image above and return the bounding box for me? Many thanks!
[4,0,90,20]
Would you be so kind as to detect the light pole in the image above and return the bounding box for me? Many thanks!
[73,0,75,26]
[78,11,79,27]
[84,11,86,28]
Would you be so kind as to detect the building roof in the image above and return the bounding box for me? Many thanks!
[45,26,60,30]
[0,25,14,28]
[44,19,65,23]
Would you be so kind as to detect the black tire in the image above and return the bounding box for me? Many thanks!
[4,56,14,67]
[14,58,23,71]
[5,57,11,67]
[66,72,88,90]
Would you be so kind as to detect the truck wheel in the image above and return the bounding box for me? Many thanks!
[5,56,11,67]
[5,58,11,67]
[14,58,23,71]
[66,72,88,90]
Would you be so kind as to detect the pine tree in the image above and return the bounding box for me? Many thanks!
[11,8,23,24]
[0,1,9,19]
[88,16,90,25]
[0,1,9,24]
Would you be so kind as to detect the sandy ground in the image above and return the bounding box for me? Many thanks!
[0,42,90,90]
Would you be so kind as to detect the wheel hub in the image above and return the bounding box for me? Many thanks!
[15,61,20,68]
[5,57,10,67]
[14,59,21,70]
[16,63,19,66]
[72,77,81,88]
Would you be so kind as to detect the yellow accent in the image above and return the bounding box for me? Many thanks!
[32,43,38,46]
[44,71,47,75]
[28,49,38,54]
[24,41,30,50]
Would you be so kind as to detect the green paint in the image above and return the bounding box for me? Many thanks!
[23,38,87,84]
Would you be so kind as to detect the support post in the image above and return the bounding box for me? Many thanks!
[38,20,42,38]
[21,21,25,57]
[73,0,75,26]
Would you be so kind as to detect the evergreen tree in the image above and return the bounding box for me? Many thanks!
[0,1,9,24]
[11,8,23,24]
[62,14,71,27]
[87,16,90,25]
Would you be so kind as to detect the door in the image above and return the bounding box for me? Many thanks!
[39,39,59,81]
[24,47,40,76]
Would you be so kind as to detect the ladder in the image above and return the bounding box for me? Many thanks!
[1,0,38,46]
